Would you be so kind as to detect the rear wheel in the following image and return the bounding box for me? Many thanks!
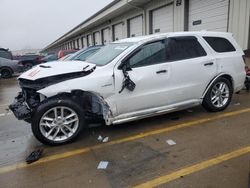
[32,97,85,146]
[202,77,233,112]
[1,68,12,78]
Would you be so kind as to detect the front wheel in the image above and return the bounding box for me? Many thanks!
[202,77,233,112]
[31,97,85,146]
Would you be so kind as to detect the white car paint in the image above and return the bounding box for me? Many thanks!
[19,31,246,125]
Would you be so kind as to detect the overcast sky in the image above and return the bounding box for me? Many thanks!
[0,0,113,51]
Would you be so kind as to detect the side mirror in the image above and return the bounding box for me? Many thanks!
[118,61,132,72]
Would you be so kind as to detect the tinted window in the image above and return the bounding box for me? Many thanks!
[203,37,236,53]
[127,41,166,68]
[0,51,12,60]
[166,37,207,62]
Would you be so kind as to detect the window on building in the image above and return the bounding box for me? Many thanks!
[166,36,207,61]
[127,41,166,68]
[203,37,236,53]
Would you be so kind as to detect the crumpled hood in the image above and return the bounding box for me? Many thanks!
[19,60,96,81]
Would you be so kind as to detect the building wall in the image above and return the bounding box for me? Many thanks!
[228,0,250,50]
[43,0,249,53]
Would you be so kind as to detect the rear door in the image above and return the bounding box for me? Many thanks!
[164,36,218,103]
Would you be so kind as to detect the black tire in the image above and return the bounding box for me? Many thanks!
[1,68,12,78]
[202,77,233,112]
[24,63,33,70]
[31,97,85,146]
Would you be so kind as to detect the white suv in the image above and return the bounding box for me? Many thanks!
[10,31,246,145]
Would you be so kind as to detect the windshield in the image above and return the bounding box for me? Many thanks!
[70,48,101,61]
[86,43,134,66]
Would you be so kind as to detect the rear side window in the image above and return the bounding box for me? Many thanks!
[203,37,236,53]
[0,51,12,60]
[166,36,207,61]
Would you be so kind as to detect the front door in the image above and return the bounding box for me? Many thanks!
[114,40,171,115]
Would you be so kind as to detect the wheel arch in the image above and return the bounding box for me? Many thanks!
[202,73,234,99]
[0,66,13,73]
[41,90,112,125]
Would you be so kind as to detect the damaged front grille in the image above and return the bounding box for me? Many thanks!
[9,80,41,121]
[22,88,40,109]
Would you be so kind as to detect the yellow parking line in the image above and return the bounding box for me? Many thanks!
[134,146,250,188]
[0,108,249,174]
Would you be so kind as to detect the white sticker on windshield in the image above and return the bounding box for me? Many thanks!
[115,46,128,50]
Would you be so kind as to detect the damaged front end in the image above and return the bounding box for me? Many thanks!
[9,84,41,122]
[9,79,40,122]
[9,65,99,123]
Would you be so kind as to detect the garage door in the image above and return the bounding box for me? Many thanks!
[87,34,93,46]
[188,0,229,32]
[128,16,143,37]
[102,28,111,45]
[94,32,101,45]
[151,4,174,34]
[113,23,124,41]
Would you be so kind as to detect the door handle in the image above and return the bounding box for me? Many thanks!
[156,70,167,74]
[204,62,214,66]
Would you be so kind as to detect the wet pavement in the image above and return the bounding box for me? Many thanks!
[0,76,250,188]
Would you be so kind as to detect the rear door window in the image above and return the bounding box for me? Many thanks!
[166,36,207,61]
[203,37,236,53]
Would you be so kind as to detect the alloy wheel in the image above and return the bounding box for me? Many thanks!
[39,106,79,142]
[210,82,230,108]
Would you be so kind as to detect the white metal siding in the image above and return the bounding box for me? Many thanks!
[87,35,93,46]
[189,0,229,32]
[74,40,78,49]
[94,32,101,45]
[228,0,250,50]
[129,16,143,37]
[102,28,111,45]
[151,4,174,34]
[83,37,87,48]
[113,23,123,41]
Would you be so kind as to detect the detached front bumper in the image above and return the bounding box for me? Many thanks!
[9,92,32,121]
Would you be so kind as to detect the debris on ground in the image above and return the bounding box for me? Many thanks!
[166,139,176,146]
[97,135,103,141]
[26,149,43,164]
[102,137,109,143]
[234,102,241,106]
[97,161,109,169]
[97,135,109,143]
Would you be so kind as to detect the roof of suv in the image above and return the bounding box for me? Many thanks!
[115,31,233,44]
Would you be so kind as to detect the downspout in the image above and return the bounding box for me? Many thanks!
[126,0,147,35]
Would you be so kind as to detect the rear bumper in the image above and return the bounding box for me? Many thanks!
[9,92,31,120]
